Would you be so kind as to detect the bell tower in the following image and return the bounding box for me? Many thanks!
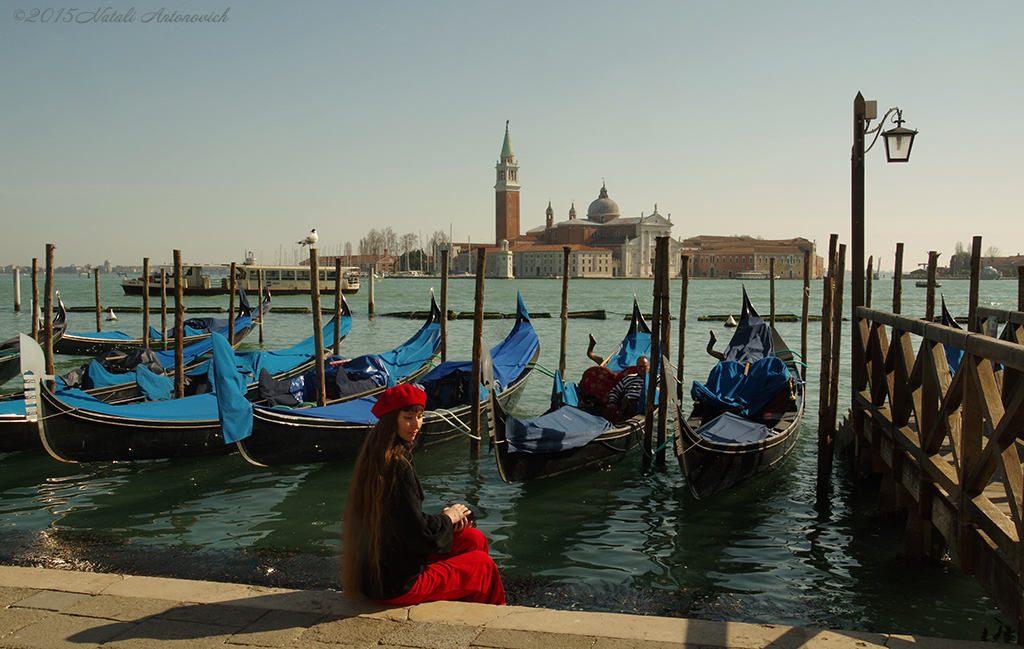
[495,121,520,245]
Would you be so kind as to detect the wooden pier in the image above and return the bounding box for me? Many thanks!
[837,246,1024,641]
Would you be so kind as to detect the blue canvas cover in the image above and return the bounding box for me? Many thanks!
[695,411,771,444]
[136,363,173,401]
[190,315,351,381]
[256,396,379,425]
[691,356,791,418]
[54,389,219,421]
[505,406,613,454]
[211,332,252,443]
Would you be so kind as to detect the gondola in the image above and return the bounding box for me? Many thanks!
[0,294,67,388]
[672,288,805,499]
[489,299,651,482]
[940,295,963,373]
[53,288,269,356]
[32,304,352,463]
[234,292,540,466]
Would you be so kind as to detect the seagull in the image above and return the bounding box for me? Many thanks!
[297,229,318,247]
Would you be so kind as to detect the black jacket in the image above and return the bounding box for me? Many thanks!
[364,458,453,600]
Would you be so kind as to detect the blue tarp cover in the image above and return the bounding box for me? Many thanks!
[136,364,173,401]
[695,411,771,444]
[691,356,790,418]
[55,389,219,421]
[505,406,613,454]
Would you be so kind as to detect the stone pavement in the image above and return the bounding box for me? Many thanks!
[0,565,997,649]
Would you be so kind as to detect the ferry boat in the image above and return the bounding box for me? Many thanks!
[121,252,360,297]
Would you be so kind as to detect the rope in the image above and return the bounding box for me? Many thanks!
[526,361,556,379]
[430,408,480,440]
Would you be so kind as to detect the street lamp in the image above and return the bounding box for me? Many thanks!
[880,109,918,163]
[849,91,917,468]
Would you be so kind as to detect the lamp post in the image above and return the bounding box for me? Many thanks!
[850,91,917,450]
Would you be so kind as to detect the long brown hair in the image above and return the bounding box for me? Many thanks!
[341,407,414,596]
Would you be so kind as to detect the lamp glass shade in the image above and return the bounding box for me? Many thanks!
[883,126,917,162]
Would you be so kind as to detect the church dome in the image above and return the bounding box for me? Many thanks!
[587,184,619,222]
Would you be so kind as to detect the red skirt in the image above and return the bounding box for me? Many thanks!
[377,527,505,606]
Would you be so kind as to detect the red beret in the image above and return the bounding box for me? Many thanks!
[371,384,427,418]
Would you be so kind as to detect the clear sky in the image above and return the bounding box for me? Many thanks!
[2,1,1021,271]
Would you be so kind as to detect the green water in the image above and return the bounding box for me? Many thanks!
[0,271,1018,640]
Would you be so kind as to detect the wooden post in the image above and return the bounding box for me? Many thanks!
[816,277,835,503]
[228,262,237,346]
[893,243,904,315]
[470,248,487,456]
[816,235,839,503]
[828,245,847,436]
[142,258,150,349]
[368,261,376,316]
[31,259,39,339]
[559,247,570,379]
[173,250,185,400]
[969,236,982,333]
[925,251,939,322]
[656,237,671,467]
[441,249,449,362]
[677,255,689,400]
[256,269,264,345]
[310,250,326,407]
[801,249,810,382]
[13,269,20,312]
[1018,265,1024,312]
[333,259,343,355]
[865,255,873,309]
[644,239,664,459]
[94,267,102,332]
[769,257,776,328]
[44,244,55,378]
[160,269,168,346]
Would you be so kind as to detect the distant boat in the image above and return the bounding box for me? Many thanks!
[981,266,1001,280]
[916,280,941,288]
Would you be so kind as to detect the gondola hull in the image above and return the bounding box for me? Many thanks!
[492,406,643,482]
[673,393,803,500]
[673,288,805,499]
[239,373,532,466]
[37,384,227,463]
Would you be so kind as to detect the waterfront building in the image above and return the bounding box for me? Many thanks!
[683,235,822,279]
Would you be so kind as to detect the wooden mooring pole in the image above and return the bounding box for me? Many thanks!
[44,244,54,378]
[228,262,237,346]
[655,237,671,467]
[816,234,839,504]
[643,240,664,460]
[93,268,102,333]
[256,269,263,346]
[677,255,689,400]
[12,269,20,312]
[969,236,982,333]
[309,250,326,407]
[142,258,150,349]
[31,259,38,339]
[333,259,343,355]
[173,250,184,400]
[769,258,776,328]
[441,249,449,362]
[559,247,570,379]
[892,243,904,315]
[801,249,810,382]
[925,251,939,322]
[469,248,486,456]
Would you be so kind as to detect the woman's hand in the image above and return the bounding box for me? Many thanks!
[443,503,472,530]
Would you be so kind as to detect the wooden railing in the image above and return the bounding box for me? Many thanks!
[851,303,1024,638]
